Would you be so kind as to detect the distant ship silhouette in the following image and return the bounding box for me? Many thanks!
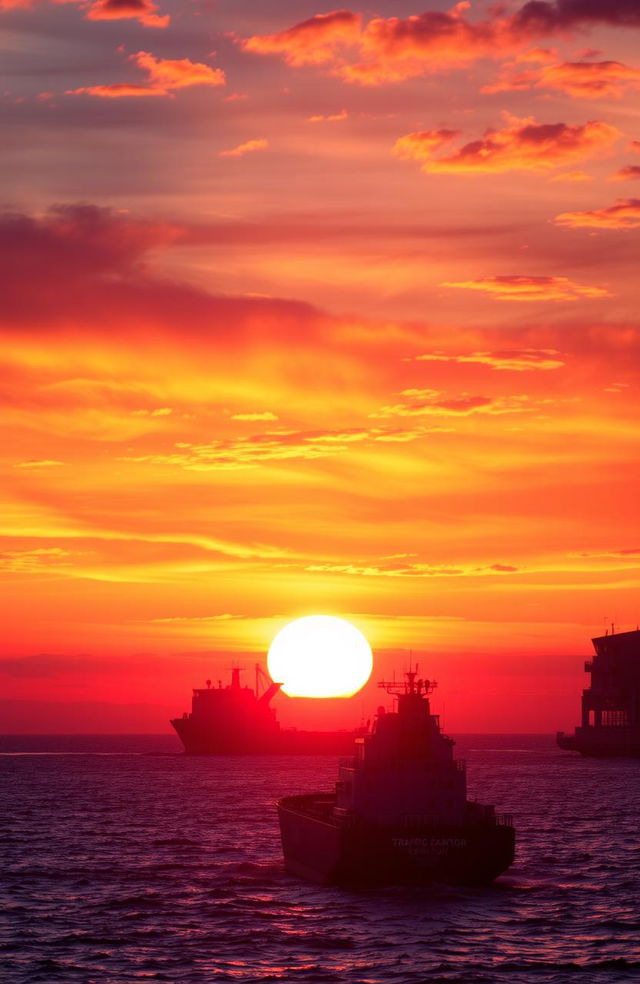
[170,666,363,754]
[558,627,640,757]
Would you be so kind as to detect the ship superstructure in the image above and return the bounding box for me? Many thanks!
[171,666,281,754]
[277,670,515,885]
[557,627,640,757]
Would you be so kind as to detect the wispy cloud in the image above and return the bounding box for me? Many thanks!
[412,349,565,371]
[442,275,611,301]
[553,198,640,229]
[549,170,593,183]
[219,139,269,158]
[307,109,348,123]
[119,425,432,471]
[14,459,64,468]
[369,389,535,419]
[69,83,168,99]
[147,613,244,623]
[305,560,520,578]
[0,547,72,573]
[612,166,640,181]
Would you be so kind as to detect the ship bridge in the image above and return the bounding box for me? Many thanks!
[581,628,640,730]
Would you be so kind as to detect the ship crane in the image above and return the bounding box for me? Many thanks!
[254,662,283,703]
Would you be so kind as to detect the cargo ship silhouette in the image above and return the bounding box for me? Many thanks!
[557,627,640,757]
[277,670,515,885]
[170,666,362,754]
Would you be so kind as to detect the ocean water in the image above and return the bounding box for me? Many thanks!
[1,734,639,984]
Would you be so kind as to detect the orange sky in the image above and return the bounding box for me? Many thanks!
[1,0,639,733]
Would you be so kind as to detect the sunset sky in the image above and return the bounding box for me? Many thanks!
[2,0,639,733]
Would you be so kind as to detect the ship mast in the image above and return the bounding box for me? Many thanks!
[378,666,437,697]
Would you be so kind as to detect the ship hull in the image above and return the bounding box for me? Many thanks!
[171,718,360,755]
[557,727,640,758]
[277,794,515,886]
[171,716,280,754]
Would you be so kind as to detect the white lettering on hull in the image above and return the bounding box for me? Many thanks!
[391,836,468,855]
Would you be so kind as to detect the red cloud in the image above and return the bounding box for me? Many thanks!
[394,115,619,175]
[132,51,225,89]
[241,7,510,84]
[485,58,640,98]
[240,9,362,66]
[442,275,610,301]
[341,10,505,84]
[540,60,639,97]
[553,198,640,229]
[240,2,640,85]
[510,0,640,33]
[613,166,640,181]
[0,205,327,345]
[85,0,168,28]
[68,50,225,98]
[0,205,183,303]
[0,0,169,26]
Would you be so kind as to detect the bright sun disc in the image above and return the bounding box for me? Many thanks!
[267,615,373,698]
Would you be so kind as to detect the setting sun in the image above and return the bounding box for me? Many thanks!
[267,615,373,698]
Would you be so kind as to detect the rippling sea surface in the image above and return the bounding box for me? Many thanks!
[2,734,639,984]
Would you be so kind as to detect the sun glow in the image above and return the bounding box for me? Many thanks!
[267,615,373,698]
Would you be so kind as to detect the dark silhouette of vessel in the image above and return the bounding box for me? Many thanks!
[277,671,515,885]
[170,666,362,754]
[557,627,640,757]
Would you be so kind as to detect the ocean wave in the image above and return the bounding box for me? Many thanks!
[3,737,640,984]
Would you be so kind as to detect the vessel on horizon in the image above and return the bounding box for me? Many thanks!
[170,666,363,754]
[557,627,640,757]
[277,670,515,886]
